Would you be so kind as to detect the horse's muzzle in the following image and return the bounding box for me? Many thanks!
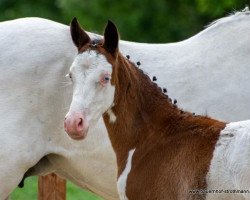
[64,112,89,140]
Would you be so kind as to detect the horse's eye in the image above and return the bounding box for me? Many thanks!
[104,76,110,81]
[100,74,111,86]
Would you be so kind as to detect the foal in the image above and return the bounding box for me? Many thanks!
[64,19,250,200]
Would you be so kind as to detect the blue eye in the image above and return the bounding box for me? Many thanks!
[99,73,111,86]
[104,76,110,81]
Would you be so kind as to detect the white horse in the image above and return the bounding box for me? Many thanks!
[1,8,250,199]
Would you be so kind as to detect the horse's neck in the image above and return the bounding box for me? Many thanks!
[103,57,191,174]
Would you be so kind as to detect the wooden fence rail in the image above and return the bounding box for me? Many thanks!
[38,174,66,200]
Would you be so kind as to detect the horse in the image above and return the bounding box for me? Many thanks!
[65,19,250,200]
[1,7,250,199]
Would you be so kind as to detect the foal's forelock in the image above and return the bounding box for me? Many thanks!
[78,39,103,52]
[78,42,117,68]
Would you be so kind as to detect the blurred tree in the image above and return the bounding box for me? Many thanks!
[57,0,248,42]
[0,0,63,21]
[0,0,248,42]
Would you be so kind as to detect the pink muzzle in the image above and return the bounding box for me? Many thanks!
[64,112,89,140]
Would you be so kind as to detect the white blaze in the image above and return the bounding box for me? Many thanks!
[68,50,115,126]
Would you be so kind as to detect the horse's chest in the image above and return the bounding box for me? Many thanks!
[116,148,193,200]
[116,141,214,200]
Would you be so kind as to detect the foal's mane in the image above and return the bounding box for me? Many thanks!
[114,50,227,132]
[85,38,223,130]
[116,51,180,109]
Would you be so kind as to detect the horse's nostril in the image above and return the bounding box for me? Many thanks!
[78,118,83,128]
[64,119,68,130]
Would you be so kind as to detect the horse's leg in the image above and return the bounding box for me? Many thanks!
[0,160,53,199]
[0,153,54,199]
[0,167,25,199]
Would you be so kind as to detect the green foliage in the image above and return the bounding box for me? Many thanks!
[0,0,248,42]
[67,181,103,200]
[195,0,246,17]
[0,0,62,21]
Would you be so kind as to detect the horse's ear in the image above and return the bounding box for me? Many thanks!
[70,17,90,50]
[103,20,119,55]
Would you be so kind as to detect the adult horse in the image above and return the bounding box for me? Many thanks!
[1,8,250,199]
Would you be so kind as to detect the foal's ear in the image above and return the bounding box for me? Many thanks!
[103,20,119,55]
[70,17,90,50]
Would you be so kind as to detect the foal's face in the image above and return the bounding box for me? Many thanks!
[64,18,119,140]
[65,50,115,139]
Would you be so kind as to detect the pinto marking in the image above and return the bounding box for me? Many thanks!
[206,120,250,199]
[65,19,250,200]
[107,107,117,123]
[117,149,135,200]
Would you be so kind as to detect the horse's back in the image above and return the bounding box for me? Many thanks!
[120,10,250,122]
[179,12,250,121]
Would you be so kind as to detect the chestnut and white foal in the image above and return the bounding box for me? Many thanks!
[64,19,250,200]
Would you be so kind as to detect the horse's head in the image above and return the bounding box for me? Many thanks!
[64,18,119,140]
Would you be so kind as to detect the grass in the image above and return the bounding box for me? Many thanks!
[11,177,103,200]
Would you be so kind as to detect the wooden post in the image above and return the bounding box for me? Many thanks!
[38,173,66,200]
